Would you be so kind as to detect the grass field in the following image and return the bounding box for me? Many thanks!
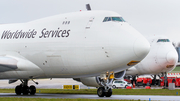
[37,89,180,96]
[171,66,180,73]
[0,89,179,101]
[1,89,180,96]
[0,98,137,101]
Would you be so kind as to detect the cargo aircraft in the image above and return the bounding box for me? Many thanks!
[125,35,178,84]
[0,5,150,97]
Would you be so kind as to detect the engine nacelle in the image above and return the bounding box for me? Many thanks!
[73,70,126,87]
[114,70,126,79]
[73,77,102,87]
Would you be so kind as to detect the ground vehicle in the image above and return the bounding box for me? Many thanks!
[136,78,152,87]
[112,80,132,89]
[160,77,179,87]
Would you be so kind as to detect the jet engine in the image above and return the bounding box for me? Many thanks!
[73,77,102,87]
[73,70,126,87]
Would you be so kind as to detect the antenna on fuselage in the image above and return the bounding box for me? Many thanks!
[86,4,91,11]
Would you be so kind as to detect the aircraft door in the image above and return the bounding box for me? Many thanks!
[86,17,95,29]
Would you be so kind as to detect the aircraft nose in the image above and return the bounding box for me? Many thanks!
[166,51,178,63]
[133,38,150,59]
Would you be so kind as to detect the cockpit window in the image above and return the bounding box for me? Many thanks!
[112,17,123,22]
[157,39,170,42]
[103,17,125,22]
[103,17,109,22]
[107,17,112,21]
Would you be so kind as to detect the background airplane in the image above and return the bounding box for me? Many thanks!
[125,35,178,85]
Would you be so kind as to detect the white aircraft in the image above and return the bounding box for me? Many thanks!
[0,7,150,97]
[125,35,178,84]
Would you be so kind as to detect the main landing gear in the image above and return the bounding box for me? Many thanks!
[97,72,114,97]
[15,79,38,95]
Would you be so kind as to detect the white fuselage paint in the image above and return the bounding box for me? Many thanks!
[0,11,150,79]
[126,35,178,75]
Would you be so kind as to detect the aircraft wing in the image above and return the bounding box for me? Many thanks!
[0,52,44,78]
[0,56,18,72]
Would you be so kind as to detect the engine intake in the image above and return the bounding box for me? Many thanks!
[114,70,126,79]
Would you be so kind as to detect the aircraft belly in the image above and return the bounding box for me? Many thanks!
[21,47,134,78]
[0,41,140,78]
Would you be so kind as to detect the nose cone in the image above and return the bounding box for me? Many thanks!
[133,38,150,59]
[166,51,178,63]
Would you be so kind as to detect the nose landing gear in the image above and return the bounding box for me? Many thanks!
[97,72,114,97]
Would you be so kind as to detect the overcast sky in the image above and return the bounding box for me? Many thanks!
[0,0,180,44]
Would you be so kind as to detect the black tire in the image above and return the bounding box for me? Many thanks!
[15,85,22,95]
[29,85,36,95]
[125,85,127,88]
[112,85,116,89]
[105,88,112,97]
[22,86,29,95]
[97,87,105,97]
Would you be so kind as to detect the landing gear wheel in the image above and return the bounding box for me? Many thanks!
[22,86,29,95]
[29,85,36,95]
[97,87,105,97]
[15,85,22,95]
[105,88,112,97]
[112,85,116,89]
